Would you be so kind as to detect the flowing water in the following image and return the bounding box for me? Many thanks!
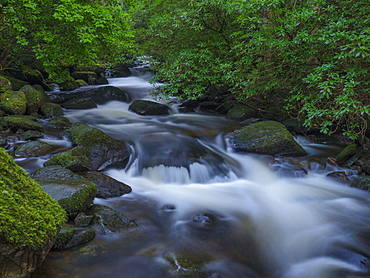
[31,73,370,278]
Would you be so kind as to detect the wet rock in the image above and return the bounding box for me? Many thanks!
[79,171,132,198]
[37,179,97,217]
[75,79,89,87]
[63,229,96,249]
[228,120,307,156]
[48,116,71,129]
[52,224,74,250]
[1,116,44,132]
[44,147,92,172]
[40,103,64,118]
[129,99,171,115]
[0,138,8,148]
[92,86,130,104]
[32,165,85,180]
[61,97,97,109]
[14,141,55,157]
[23,130,43,140]
[33,165,97,216]
[67,122,130,171]
[71,71,97,85]
[335,144,357,165]
[74,212,94,227]
[326,171,350,182]
[88,204,137,234]
[350,176,370,192]
[226,103,258,121]
[0,91,27,115]
[20,85,51,114]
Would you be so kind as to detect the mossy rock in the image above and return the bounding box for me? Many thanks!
[0,147,66,248]
[52,223,74,250]
[59,80,80,91]
[22,67,44,85]
[75,79,89,87]
[68,122,130,170]
[350,176,370,192]
[1,116,44,132]
[79,171,132,198]
[71,71,97,85]
[32,165,86,181]
[335,144,357,165]
[0,91,27,115]
[226,103,258,121]
[40,103,64,118]
[36,178,97,217]
[0,76,12,93]
[48,116,71,129]
[63,229,96,249]
[61,97,97,109]
[0,75,28,91]
[44,147,92,172]
[88,204,137,234]
[14,141,55,157]
[20,85,51,114]
[228,120,307,156]
[23,130,43,140]
[129,99,171,115]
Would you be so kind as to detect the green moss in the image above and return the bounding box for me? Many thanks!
[0,148,66,248]
[44,147,92,171]
[0,90,27,115]
[0,76,12,93]
[20,85,50,114]
[2,116,44,132]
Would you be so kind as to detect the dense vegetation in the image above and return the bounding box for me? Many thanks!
[0,0,369,139]
[136,0,370,140]
[0,0,134,81]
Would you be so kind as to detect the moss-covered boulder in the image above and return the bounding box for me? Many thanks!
[129,99,172,115]
[75,79,89,87]
[0,91,27,115]
[48,116,71,129]
[71,71,97,85]
[0,76,12,93]
[228,120,307,156]
[1,116,44,132]
[0,148,66,277]
[40,103,64,118]
[23,130,43,140]
[226,103,258,122]
[68,122,130,171]
[44,147,92,172]
[335,144,357,165]
[14,141,55,157]
[0,75,28,91]
[32,165,97,217]
[20,85,50,114]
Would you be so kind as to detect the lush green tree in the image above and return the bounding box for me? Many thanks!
[135,0,370,139]
[0,0,134,81]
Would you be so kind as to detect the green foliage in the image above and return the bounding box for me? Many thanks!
[0,148,66,248]
[135,0,370,139]
[0,0,134,80]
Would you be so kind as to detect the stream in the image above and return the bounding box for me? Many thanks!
[30,73,370,278]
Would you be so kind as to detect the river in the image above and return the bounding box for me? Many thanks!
[31,73,370,278]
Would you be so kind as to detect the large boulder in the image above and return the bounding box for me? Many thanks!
[92,86,130,104]
[71,71,97,85]
[20,85,51,114]
[226,103,258,121]
[0,148,66,278]
[0,75,28,91]
[14,141,55,157]
[39,103,64,118]
[1,116,44,132]
[228,120,307,156]
[68,122,130,170]
[32,165,97,217]
[0,91,27,115]
[129,99,172,115]
[79,171,132,198]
